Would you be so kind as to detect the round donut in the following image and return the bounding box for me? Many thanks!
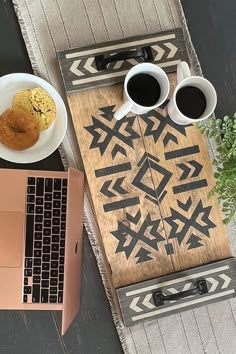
[0,108,39,150]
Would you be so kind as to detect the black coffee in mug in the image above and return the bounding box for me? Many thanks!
[127,73,161,107]
[176,86,207,119]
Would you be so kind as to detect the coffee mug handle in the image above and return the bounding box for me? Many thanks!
[114,101,133,120]
[177,61,191,84]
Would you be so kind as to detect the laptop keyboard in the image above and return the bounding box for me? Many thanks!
[23,177,67,304]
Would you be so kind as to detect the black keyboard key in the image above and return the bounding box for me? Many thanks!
[33,267,41,275]
[49,295,57,303]
[34,258,41,266]
[44,210,52,219]
[24,269,32,277]
[35,215,43,223]
[33,276,40,284]
[34,240,42,249]
[36,197,43,205]
[50,287,57,295]
[58,292,63,303]
[52,235,59,243]
[36,178,44,196]
[54,179,61,191]
[32,285,40,302]
[51,252,59,261]
[25,215,34,257]
[60,248,65,257]
[63,179,67,187]
[43,245,50,253]
[45,178,53,192]
[45,202,52,210]
[61,231,65,239]
[23,295,28,303]
[59,274,64,282]
[51,260,58,268]
[27,186,35,194]
[44,219,51,228]
[53,192,61,199]
[52,244,59,252]
[27,204,34,214]
[35,232,42,240]
[34,250,42,258]
[60,240,65,248]
[25,258,32,268]
[62,205,66,213]
[51,269,58,278]
[24,278,28,285]
[50,278,58,286]
[24,286,31,294]
[36,206,43,214]
[62,188,67,196]
[43,254,50,262]
[59,257,64,265]
[45,193,52,201]
[53,209,60,217]
[43,228,51,236]
[61,223,66,231]
[35,224,42,232]
[27,195,35,203]
[43,237,51,245]
[42,263,50,271]
[53,218,60,226]
[28,177,35,185]
[41,289,49,303]
[62,197,67,204]
[53,200,61,209]
[59,265,64,274]
[42,280,49,288]
[42,272,49,280]
[59,283,63,291]
[61,213,66,222]
[52,226,60,234]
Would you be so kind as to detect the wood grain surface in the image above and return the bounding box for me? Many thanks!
[117,257,236,326]
[58,28,189,93]
[67,70,231,288]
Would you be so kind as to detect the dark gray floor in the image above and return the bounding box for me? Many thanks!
[0,0,235,353]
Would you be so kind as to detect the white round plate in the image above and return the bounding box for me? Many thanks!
[0,73,67,163]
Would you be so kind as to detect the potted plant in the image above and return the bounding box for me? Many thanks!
[197,114,236,224]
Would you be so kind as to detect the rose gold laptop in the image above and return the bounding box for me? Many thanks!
[0,167,84,335]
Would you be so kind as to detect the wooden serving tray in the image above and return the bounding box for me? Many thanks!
[58,29,235,325]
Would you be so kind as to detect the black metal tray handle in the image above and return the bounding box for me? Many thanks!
[95,46,153,71]
[153,279,208,306]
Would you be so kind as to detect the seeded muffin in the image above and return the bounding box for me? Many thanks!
[13,87,56,131]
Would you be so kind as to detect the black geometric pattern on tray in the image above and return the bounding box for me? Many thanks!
[173,159,207,194]
[139,110,192,145]
[177,160,203,180]
[63,41,181,78]
[111,144,127,160]
[85,106,140,155]
[111,211,166,263]
[100,177,128,197]
[58,28,189,93]
[132,153,172,204]
[165,197,216,248]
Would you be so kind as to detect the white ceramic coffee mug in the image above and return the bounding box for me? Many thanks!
[114,63,170,120]
[168,61,217,125]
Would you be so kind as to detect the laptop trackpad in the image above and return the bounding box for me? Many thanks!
[0,212,24,268]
